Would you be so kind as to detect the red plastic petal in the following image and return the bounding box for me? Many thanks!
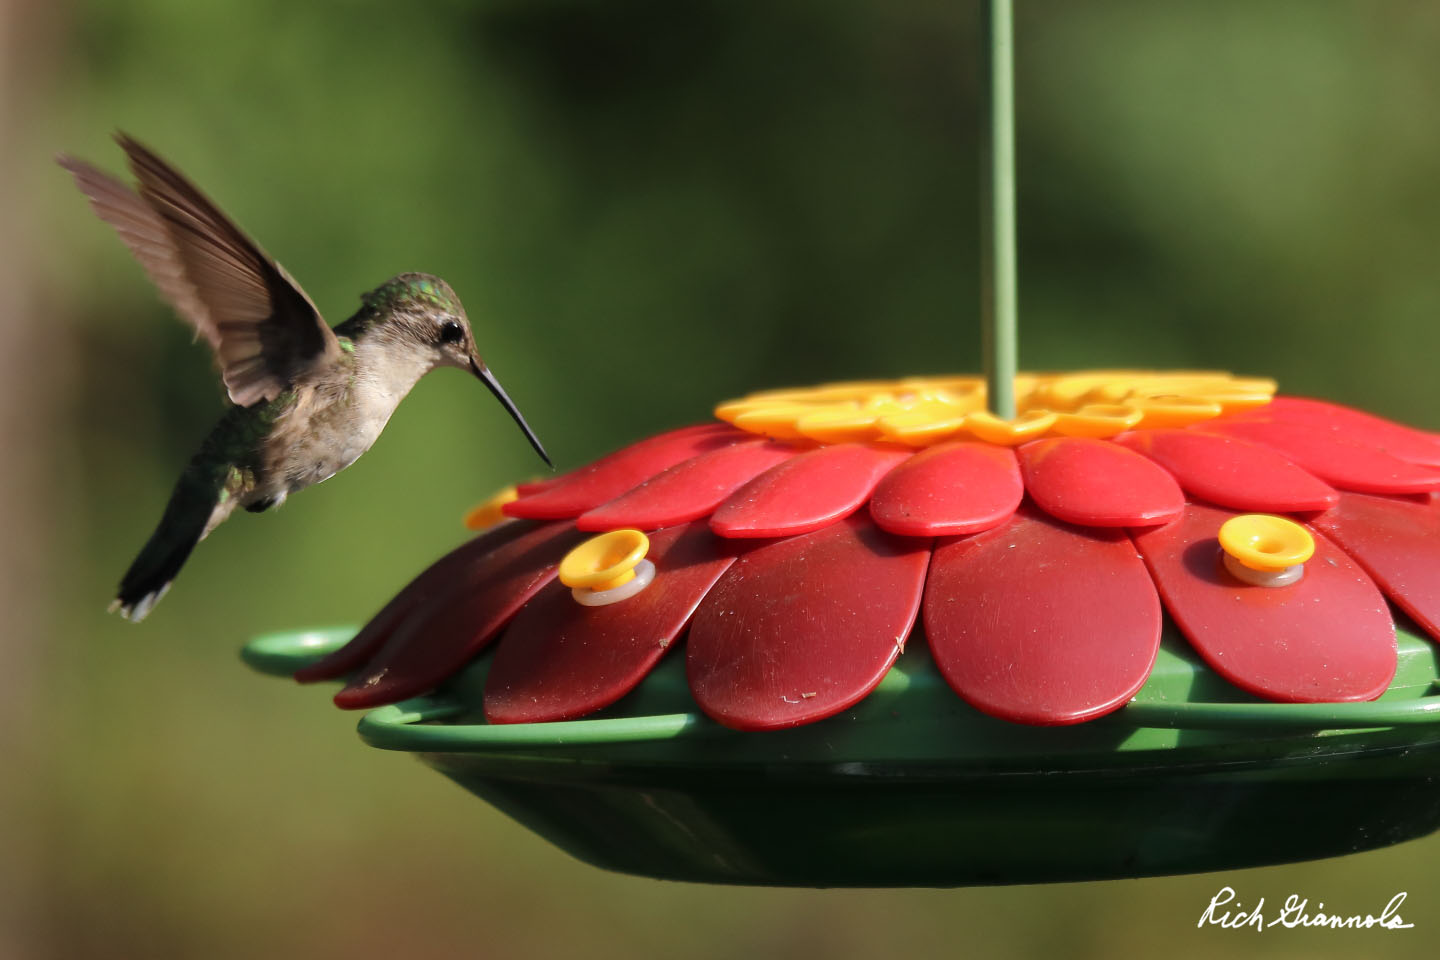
[709,443,912,539]
[868,441,1023,537]
[515,477,562,495]
[923,509,1161,725]
[1199,420,1440,495]
[484,523,736,723]
[1132,503,1396,703]
[576,439,798,532]
[504,424,745,520]
[687,515,931,730]
[1116,429,1337,512]
[294,519,545,683]
[1018,437,1184,527]
[332,521,587,709]
[1236,396,1440,467]
[1310,493,1440,642]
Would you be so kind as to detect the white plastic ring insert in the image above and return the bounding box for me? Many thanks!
[1222,551,1304,587]
[572,559,656,606]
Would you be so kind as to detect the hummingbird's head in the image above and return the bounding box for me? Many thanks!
[364,273,551,466]
[363,272,473,364]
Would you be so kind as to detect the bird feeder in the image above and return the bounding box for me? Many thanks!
[243,3,1440,886]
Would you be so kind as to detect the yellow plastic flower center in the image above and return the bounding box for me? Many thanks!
[463,485,520,531]
[1218,514,1315,572]
[559,530,650,591]
[714,371,1275,447]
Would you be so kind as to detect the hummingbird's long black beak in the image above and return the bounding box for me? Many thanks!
[470,358,552,467]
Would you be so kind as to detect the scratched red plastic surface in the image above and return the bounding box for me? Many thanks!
[687,515,931,730]
[709,443,912,539]
[1115,429,1337,513]
[1233,397,1440,467]
[923,509,1161,725]
[1018,437,1184,527]
[867,441,1023,537]
[484,523,737,723]
[1310,493,1440,641]
[576,439,798,532]
[295,519,545,683]
[1198,420,1440,495]
[332,521,587,709]
[1132,502,1396,703]
[504,424,745,520]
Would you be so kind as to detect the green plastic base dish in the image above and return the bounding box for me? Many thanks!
[245,623,1440,887]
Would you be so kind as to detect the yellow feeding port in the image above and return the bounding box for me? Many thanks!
[559,529,651,592]
[1218,514,1315,572]
[464,485,519,531]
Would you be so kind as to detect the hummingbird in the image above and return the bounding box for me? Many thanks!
[60,134,551,621]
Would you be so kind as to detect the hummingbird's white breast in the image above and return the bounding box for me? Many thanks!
[256,338,438,499]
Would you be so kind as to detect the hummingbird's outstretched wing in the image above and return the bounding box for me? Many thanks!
[60,134,341,408]
[56,154,215,347]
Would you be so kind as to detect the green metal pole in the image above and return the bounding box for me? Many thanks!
[980,0,1018,419]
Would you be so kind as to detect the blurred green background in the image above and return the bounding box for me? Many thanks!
[3,0,1439,957]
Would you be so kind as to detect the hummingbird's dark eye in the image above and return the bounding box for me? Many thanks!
[438,321,464,345]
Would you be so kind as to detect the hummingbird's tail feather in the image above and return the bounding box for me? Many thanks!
[113,462,234,622]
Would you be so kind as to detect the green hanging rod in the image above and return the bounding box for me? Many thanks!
[980,0,1018,419]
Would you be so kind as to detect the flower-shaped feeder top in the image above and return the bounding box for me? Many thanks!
[293,370,1440,736]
